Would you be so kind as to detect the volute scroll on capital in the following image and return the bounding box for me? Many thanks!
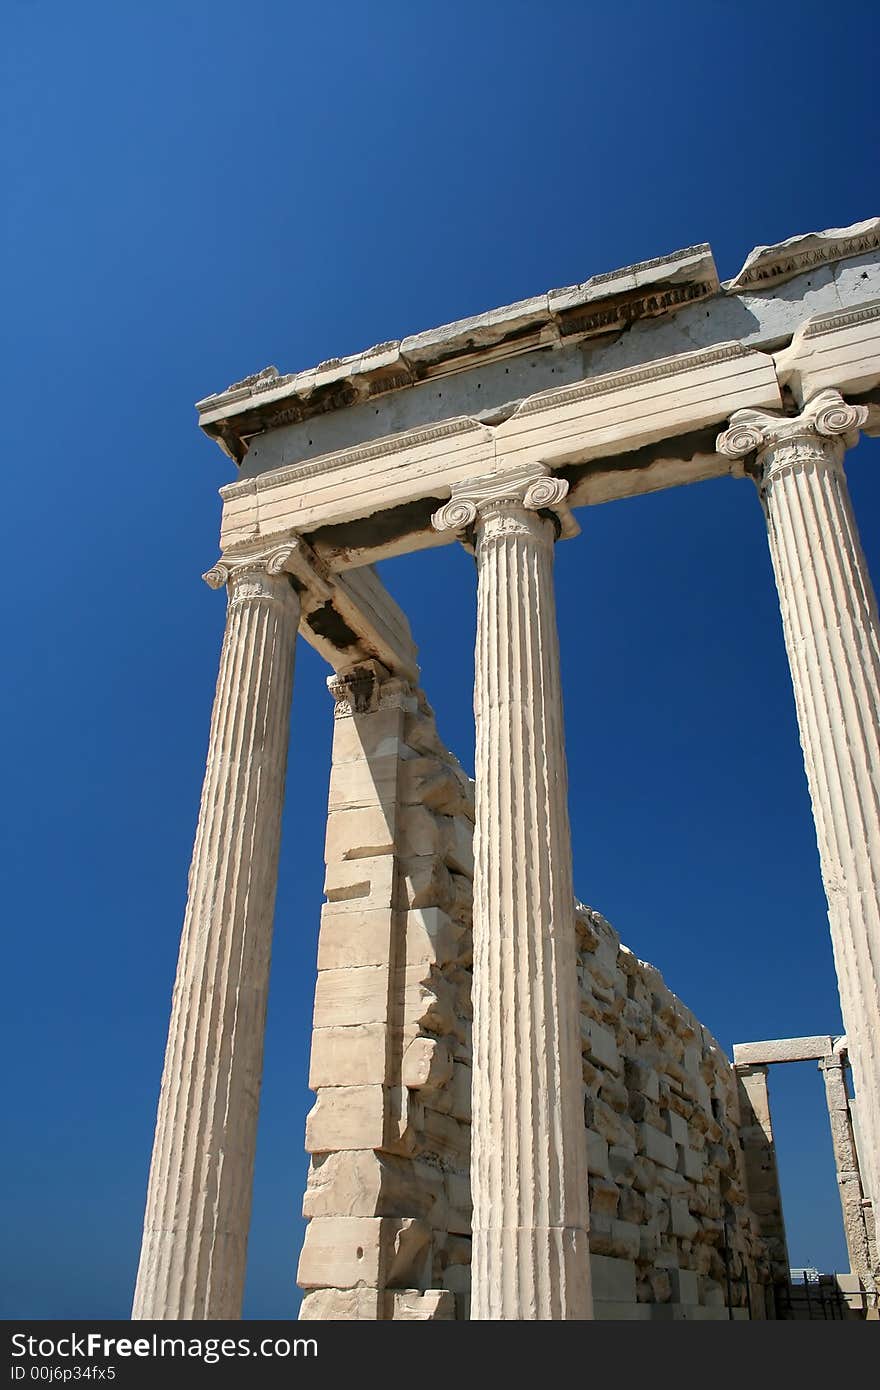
[716,389,869,486]
[430,463,579,542]
[202,536,331,597]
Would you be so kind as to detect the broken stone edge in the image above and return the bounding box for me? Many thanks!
[195,219,879,463]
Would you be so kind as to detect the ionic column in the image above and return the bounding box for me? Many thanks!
[818,1052,877,1295]
[133,544,302,1319]
[718,390,880,1217]
[433,467,591,1320]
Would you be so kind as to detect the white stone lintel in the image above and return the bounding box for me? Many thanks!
[205,535,419,682]
[733,1035,838,1067]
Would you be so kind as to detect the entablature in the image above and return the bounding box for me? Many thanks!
[195,220,880,573]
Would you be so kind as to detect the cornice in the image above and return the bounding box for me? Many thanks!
[727,218,879,292]
[800,299,880,339]
[196,243,720,460]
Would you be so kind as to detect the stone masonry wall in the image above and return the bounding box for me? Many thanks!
[297,669,772,1319]
[297,668,474,1320]
[576,905,771,1318]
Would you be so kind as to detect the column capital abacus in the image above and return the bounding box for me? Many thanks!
[716,389,868,491]
[430,464,579,543]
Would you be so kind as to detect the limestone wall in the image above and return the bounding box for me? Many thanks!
[297,671,772,1319]
[575,906,771,1318]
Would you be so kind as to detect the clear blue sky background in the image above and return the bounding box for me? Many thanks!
[2,0,878,1319]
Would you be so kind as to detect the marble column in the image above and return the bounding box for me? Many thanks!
[818,1052,878,1294]
[718,390,880,1217]
[132,544,301,1319]
[433,466,591,1320]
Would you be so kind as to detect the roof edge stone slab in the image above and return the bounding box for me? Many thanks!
[197,243,719,462]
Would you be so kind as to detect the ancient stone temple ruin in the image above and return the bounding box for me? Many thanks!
[133,219,880,1320]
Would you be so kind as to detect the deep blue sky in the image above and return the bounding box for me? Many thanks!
[2,0,878,1319]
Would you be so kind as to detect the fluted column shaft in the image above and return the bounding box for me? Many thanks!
[133,549,301,1319]
[434,468,591,1320]
[818,1053,877,1294]
[720,390,880,1223]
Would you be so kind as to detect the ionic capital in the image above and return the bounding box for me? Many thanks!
[431,464,577,542]
[717,389,868,491]
[202,537,331,601]
[324,659,412,719]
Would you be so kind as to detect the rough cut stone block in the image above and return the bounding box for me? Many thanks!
[399,758,472,818]
[608,1145,637,1185]
[385,1218,433,1287]
[669,1197,699,1239]
[667,1110,689,1146]
[401,1036,453,1092]
[446,1172,472,1228]
[324,855,395,908]
[398,804,445,858]
[610,1220,641,1261]
[325,806,396,863]
[589,1177,621,1215]
[444,816,474,877]
[399,972,450,1035]
[625,1058,660,1101]
[590,1253,637,1303]
[589,1213,640,1261]
[316,906,394,969]
[297,1216,383,1289]
[330,707,405,764]
[682,1045,702,1077]
[303,1150,438,1220]
[309,1024,387,1089]
[404,907,460,967]
[298,1287,380,1319]
[420,1106,469,1157]
[638,1122,678,1171]
[400,856,452,909]
[313,966,389,1028]
[583,1018,622,1073]
[328,754,400,811]
[585,1128,610,1178]
[592,1301,653,1321]
[305,1085,385,1153]
[692,1074,712,1113]
[678,1146,705,1182]
[670,1267,701,1305]
[389,1289,455,1320]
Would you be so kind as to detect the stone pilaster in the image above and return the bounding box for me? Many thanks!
[719,390,880,1219]
[735,1064,790,1313]
[296,663,475,1320]
[433,466,592,1320]
[818,1052,878,1297]
[132,544,302,1320]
